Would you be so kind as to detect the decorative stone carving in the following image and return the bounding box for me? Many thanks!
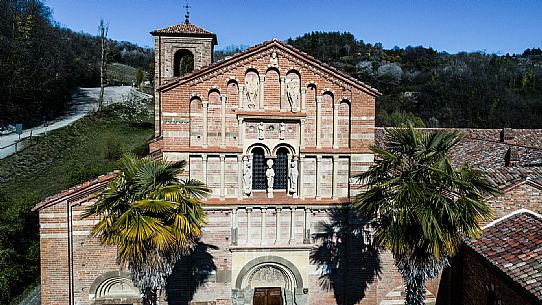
[245,72,259,109]
[270,51,278,66]
[249,265,287,288]
[258,122,265,140]
[279,122,286,140]
[286,78,300,112]
[266,159,275,198]
[289,160,298,197]
[243,156,252,196]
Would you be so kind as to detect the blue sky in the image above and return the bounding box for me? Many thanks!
[45,0,542,54]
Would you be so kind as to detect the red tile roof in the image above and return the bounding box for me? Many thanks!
[466,210,542,301]
[375,128,542,189]
[32,172,116,211]
[151,22,215,36]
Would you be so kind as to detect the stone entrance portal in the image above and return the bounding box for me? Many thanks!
[232,256,307,305]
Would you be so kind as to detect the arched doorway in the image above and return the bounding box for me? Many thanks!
[252,147,266,190]
[273,147,289,190]
[173,49,194,76]
[233,256,307,305]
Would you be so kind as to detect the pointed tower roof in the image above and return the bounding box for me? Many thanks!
[150,22,217,44]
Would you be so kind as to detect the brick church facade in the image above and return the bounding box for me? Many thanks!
[34,20,542,305]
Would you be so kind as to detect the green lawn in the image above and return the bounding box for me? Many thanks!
[0,102,154,304]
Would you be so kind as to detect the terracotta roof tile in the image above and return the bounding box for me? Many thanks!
[32,172,117,211]
[375,128,542,189]
[466,210,542,301]
[151,22,215,36]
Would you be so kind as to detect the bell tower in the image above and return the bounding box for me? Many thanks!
[150,7,217,136]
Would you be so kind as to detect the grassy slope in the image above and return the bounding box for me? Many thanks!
[0,105,153,200]
[0,102,153,304]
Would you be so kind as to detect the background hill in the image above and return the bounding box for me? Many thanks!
[285,32,542,128]
[0,0,153,129]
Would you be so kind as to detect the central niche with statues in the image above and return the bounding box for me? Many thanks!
[241,119,300,199]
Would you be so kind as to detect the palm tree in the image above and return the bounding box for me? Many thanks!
[353,125,499,305]
[83,153,210,305]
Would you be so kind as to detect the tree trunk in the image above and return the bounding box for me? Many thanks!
[98,19,107,112]
[395,255,448,305]
[142,287,157,305]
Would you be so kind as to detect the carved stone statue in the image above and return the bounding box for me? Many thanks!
[266,159,275,198]
[258,122,265,140]
[289,160,299,196]
[270,51,278,66]
[245,73,259,109]
[243,157,252,196]
[286,78,300,112]
[279,122,285,140]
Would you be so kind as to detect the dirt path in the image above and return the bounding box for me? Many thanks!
[0,86,149,159]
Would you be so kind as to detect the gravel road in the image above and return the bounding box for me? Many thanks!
[0,86,145,159]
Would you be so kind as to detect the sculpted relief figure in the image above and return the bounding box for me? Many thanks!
[279,122,285,140]
[245,72,259,109]
[289,160,299,196]
[258,122,265,140]
[270,51,278,66]
[286,78,300,112]
[243,157,252,196]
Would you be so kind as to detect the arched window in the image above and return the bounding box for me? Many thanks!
[252,148,266,190]
[173,49,194,77]
[273,147,289,189]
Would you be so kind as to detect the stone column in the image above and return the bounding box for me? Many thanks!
[220,95,227,147]
[259,76,265,110]
[316,155,322,199]
[231,208,238,245]
[298,156,305,199]
[238,84,244,108]
[301,88,307,112]
[303,207,311,244]
[261,208,267,245]
[237,155,243,200]
[202,155,208,185]
[237,118,243,147]
[316,96,322,149]
[219,155,225,200]
[246,207,252,245]
[332,155,339,199]
[280,76,286,111]
[300,119,306,149]
[202,101,209,147]
[275,208,281,244]
[288,207,295,244]
[333,104,339,149]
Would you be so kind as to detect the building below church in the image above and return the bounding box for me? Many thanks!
[34,20,542,305]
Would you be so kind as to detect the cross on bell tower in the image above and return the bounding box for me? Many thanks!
[183,0,191,24]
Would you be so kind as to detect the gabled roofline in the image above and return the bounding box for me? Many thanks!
[484,177,542,201]
[32,172,117,212]
[157,39,381,97]
[482,208,542,229]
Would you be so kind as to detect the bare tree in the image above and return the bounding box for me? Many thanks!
[98,18,108,111]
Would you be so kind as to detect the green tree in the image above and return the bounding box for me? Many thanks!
[83,153,210,305]
[135,67,144,88]
[353,125,499,305]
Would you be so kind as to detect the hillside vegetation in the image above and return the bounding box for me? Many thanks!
[0,100,153,304]
[0,0,153,128]
[287,32,542,128]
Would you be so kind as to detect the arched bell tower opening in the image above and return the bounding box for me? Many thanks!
[173,49,194,76]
